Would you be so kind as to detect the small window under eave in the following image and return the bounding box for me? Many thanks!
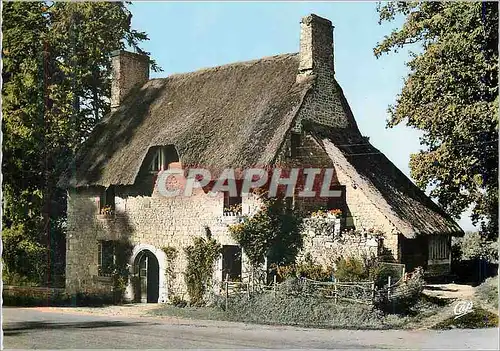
[290,132,301,158]
[147,145,180,173]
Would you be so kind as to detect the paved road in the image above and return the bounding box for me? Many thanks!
[3,307,498,349]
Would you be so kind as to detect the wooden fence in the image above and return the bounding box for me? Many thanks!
[220,273,406,307]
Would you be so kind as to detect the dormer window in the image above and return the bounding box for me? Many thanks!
[149,148,165,173]
[146,145,180,174]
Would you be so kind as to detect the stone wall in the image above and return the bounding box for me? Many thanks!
[298,218,381,268]
[65,183,262,302]
[289,13,402,261]
[275,129,400,263]
[332,165,401,261]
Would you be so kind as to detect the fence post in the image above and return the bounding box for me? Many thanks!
[225,274,229,310]
[334,277,338,304]
[273,275,277,297]
[371,281,375,302]
[387,276,392,300]
[250,270,254,293]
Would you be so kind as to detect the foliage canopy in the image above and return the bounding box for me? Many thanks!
[2,1,158,284]
[374,1,498,239]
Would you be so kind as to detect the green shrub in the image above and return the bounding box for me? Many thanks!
[2,267,38,287]
[452,232,498,262]
[275,278,317,297]
[229,197,303,269]
[335,256,369,281]
[274,262,333,282]
[217,291,403,329]
[102,240,133,304]
[2,224,48,285]
[369,263,404,288]
[2,288,115,307]
[162,246,178,301]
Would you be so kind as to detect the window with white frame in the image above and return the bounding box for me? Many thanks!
[223,191,242,215]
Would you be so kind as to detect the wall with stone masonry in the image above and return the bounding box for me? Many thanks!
[288,13,402,262]
[275,130,401,262]
[298,218,381,268]
[295,15,355,130]
[332,165,401,261]
[65,181,262,302]
[110,50,149,112]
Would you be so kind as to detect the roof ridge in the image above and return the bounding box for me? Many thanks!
[149,52,299,82]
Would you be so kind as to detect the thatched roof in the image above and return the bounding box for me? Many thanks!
[60,53,313,187]
[60,49,461,237]
[315,127,463,237]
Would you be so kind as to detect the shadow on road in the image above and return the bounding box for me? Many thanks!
[4,320,156,336]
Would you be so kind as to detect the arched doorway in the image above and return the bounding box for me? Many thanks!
[134,250,159,303]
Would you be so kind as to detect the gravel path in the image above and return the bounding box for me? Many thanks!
[423,284,476,300]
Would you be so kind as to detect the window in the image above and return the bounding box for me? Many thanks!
[290,133,301,158]
[223,191,242,215]
[429,236,449,260]
[99,186,115,215]
[222,245,242,281]
[98,241,115,276]
[149,148,165,172]
[344,216,355,229]
[148,145,180,173]
[326,185,346,213]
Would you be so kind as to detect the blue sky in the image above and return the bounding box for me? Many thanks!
[129,1,475,231]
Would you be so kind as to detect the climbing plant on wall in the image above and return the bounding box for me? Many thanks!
[111,240,133,304]
[183,232,222,305]
[162,246,178,299]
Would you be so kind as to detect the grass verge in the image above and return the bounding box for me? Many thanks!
[432,306,498,329]
[475,276,498,309]
[149,292,457,330]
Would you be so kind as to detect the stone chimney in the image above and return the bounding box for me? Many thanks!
[110,50,150,112]
[295,14,360,130]
[298,14,334,76]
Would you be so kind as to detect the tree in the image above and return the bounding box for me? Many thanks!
[2,1,160,285]
[374,2,498,239]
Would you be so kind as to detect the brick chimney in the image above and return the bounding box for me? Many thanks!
[298,14,334,76]
[110,50,150,112]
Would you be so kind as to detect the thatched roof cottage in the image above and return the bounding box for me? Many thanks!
[61,14,462,303]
